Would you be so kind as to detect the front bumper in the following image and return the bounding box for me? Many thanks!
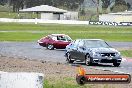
[92,57,122,63]
[37,40,46,47]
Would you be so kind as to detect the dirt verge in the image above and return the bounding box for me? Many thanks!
[0,55,131,88]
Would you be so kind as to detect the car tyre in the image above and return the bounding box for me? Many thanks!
[46,44,54,50]
[85,54,92,66]
[66,52,74,63]
[113,62,120,67]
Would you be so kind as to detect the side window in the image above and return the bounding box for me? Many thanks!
[78,41,84,47]
[57,36,66,41]
[46,36,50,39]
[74,40,80,47]
[52,36,57,41]
[47,36,52,40]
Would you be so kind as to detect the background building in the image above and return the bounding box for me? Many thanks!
[19,5,78,20]
[99,11,132,23]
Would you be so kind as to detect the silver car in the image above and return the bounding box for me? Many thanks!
[65,39,122,67]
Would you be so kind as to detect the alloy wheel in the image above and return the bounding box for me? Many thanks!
[47,44,54,50]
[67,52,74,63]
[85,54,92,66]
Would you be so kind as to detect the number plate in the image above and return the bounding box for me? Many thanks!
[107,57,112,60]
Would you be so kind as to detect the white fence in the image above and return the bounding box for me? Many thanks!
[0,18,89,25]
[0,18,131,26]
[0,72,44,88]
[99,14,132,23]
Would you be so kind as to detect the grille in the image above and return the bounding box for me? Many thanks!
[101,53,115,57]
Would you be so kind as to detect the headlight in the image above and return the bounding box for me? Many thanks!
[92,52,100,57]
[115,52,121,57]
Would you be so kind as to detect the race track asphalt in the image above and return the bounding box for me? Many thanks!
[0,42,132,74]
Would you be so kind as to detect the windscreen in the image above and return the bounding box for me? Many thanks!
[85,40,111,48]
[65,35,72,41]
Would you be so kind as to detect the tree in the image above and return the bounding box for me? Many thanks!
[126,2,131,10]
[0,0,8,5]
[110,0,129,12]
[2,0,84,12]
[101,0,110,9]
[10,0,25,12]
[101,0,116,13]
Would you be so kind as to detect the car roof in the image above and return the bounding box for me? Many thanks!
[76,39,104,41]
[50,34,66,36]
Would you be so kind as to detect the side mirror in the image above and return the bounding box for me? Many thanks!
[78,46,86,50]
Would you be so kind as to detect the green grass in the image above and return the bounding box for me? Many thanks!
[1,23,131,58]
[0,12,19,18]
[0,5,12,12]
[44,78,113,88]
[120,50,132,57]
[44,80,84,88]
[0,12,40,18]
[0,32,44,41]
[0,23,132,42]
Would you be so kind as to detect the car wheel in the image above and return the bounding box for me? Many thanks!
[46,44,54,50]
[66,52,74,63]
[113,62,120,67]
[85,54,92,66]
